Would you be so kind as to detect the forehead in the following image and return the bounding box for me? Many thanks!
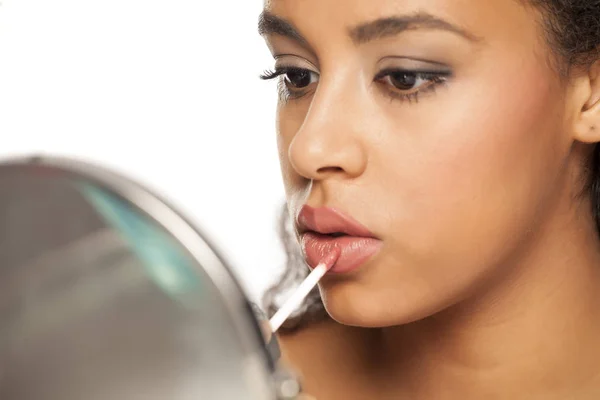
[262,0,540,48]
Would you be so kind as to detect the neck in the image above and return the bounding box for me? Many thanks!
[367,194,600,399]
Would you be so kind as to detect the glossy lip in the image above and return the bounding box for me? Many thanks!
[297,205,376,237]
[297,205,383,274]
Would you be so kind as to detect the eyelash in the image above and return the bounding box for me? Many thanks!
[260,66,451,103]
[260,66,316,101]
[260,66,305,81]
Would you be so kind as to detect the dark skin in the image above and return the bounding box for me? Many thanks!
[260,0,600,398]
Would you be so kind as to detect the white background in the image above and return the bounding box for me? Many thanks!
[0,0,286,303]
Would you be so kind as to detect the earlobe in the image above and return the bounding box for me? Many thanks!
[573,61,600,143]
[575,121,600,144]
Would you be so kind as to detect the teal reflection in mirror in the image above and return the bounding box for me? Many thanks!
[78,182,203,308]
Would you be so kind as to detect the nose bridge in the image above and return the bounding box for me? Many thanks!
[288,68,368,180]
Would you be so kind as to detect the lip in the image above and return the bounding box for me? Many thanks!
[297,205,383,274]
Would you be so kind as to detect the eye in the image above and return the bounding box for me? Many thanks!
[260,67,319,89]
[388,71,420,90]
[378,70,444,91]
[374,69,449,99]
[260,66,319,100]
[283,68,318,89]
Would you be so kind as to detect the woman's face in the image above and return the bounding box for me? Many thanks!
[261,0,582,327]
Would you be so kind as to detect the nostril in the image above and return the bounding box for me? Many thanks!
[316,166,344,174]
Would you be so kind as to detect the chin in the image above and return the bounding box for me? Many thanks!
[318,282,442,328]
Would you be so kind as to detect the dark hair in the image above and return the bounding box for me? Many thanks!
[262,1,600,332]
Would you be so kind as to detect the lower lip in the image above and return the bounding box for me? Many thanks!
[301,232,383,274]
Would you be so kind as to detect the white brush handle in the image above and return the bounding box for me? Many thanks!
[269,262,328,333]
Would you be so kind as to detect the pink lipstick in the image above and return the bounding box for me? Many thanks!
[298,205,383,273]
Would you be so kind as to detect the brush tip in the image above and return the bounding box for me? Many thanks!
[319,246,342,271]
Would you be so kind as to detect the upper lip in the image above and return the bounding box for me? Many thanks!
[297,205,376,238]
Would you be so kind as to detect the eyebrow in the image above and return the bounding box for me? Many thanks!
[350,13,480,44]
[258,11,480,45]
[258,11,309,46]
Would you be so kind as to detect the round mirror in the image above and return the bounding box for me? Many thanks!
[0,156,278,399]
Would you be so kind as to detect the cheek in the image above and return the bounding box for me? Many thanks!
[276,102,309,199]
[378,63,567,267]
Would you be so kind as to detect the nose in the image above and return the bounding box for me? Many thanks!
[288,82,369,181]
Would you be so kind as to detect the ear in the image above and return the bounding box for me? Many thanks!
[573,60,600,143]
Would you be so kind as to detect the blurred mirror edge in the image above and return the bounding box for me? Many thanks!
[0,154,276,399]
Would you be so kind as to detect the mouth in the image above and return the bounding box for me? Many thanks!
[327,232,348,238]
[297,205,383,274]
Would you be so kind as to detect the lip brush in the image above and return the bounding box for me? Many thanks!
[269,247,341,333]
